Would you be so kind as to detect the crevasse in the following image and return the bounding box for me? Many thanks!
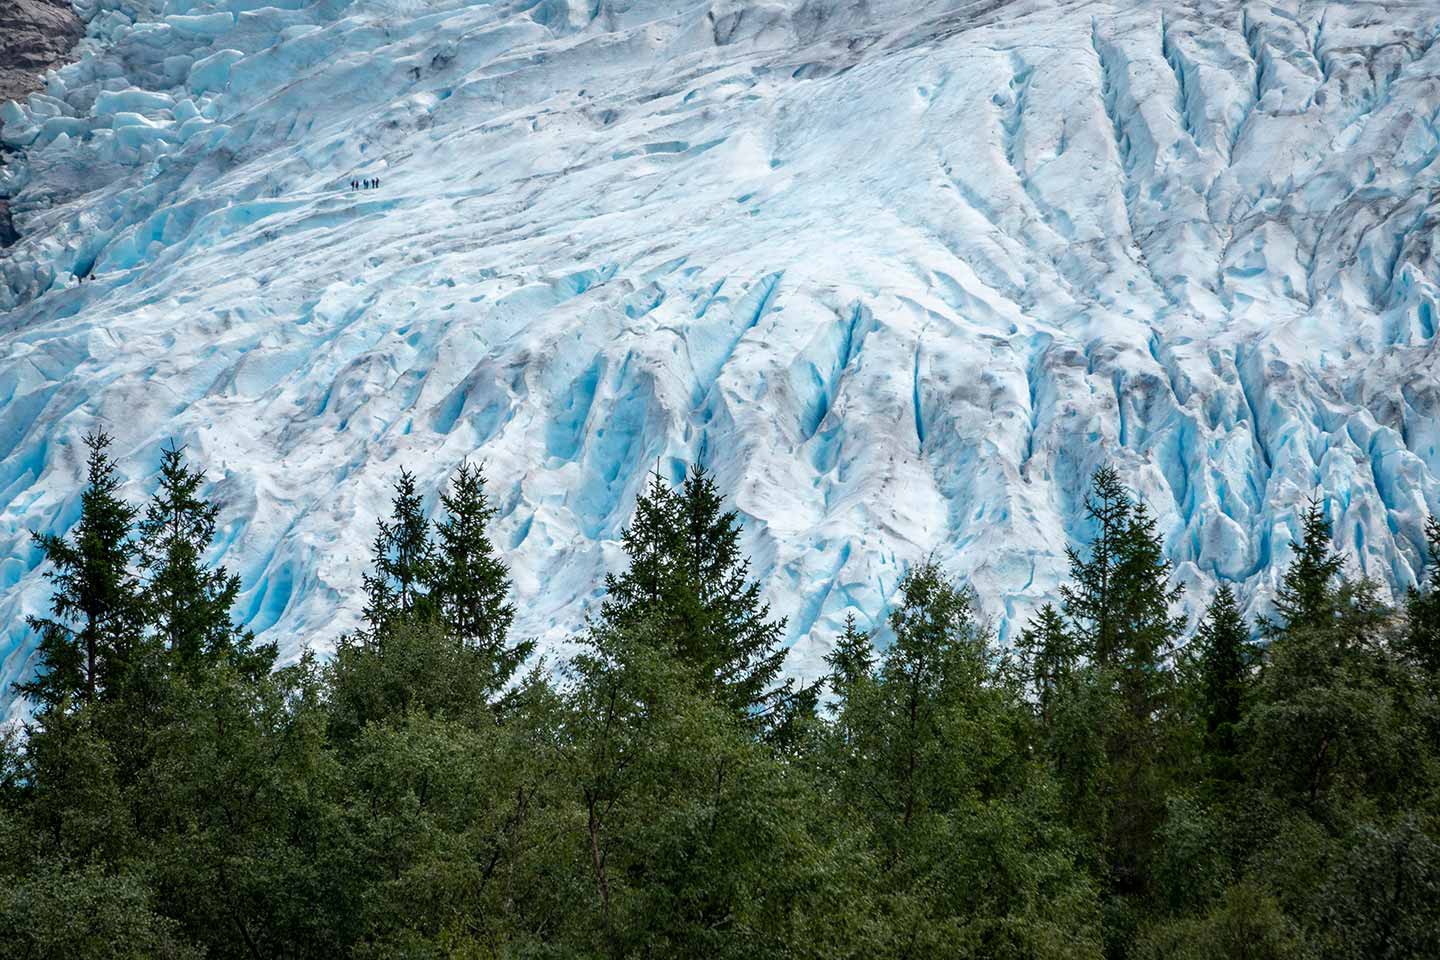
[1,0,1438,708]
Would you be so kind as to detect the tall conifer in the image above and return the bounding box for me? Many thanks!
[1060,465,1132,663]
[876,561,988,834]
[1049,468,1184,901]
[1110,501,1185,712]
[1262,497,1343,637]
[136,443,265,675]
[360,469,436,641]
[18,433,143,709]
[1190,584,1256,777]
[826,612,874,703]
[1018,602,1080,726]
[1401,515,1440,675]
[431,461,529,692]
[599,465,790,718]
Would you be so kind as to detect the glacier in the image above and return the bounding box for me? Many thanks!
[1,0,1439,707]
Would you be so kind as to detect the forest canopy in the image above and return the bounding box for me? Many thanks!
[1,434,1437,959]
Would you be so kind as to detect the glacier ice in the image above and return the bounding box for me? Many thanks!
[1,0,1439,710]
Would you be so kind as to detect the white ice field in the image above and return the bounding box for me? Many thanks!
[1,0,1439,704]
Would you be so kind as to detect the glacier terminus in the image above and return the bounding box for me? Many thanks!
[1,0,1439,704]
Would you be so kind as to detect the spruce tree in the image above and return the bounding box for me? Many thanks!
[876,561,989,833]
[823,562,1103,957]
[1262,497,1343,637]
[817,613,875,779]
[826,612,874,704]
[136,443,267,676]
[1013,601,1100,817]
[1401,515,1440,675]
[1049,468,1184,904]
[600,471,678,622]
[1056,470,1183,699]
[360,469,437,641]
[1018,602,1080,726]
[1245,496,1404,813]
[1060,465,1133,664]
[1190,584,1256,778]
[1110,500,1185,713]
[431,461,529,692]
[599,465,789,718]
[1105,499,1185,901]
[825,560,988,835]
[17,433,143,709]
[676,464,792,714]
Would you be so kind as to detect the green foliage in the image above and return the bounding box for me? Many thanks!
[1147,793,1230,915]
[334,691,572,956]
[1133,882,1298,960]
[0,863,202,960]
[329,615,507,736]
[1401,515,1440,676]
[1261,497,1345,638]
[431,461,530,695]
[1043,469,1186,907]
[17,433,144,710]
[1017,602,1080,721]
[1311,817,1440,960]
[1060,464,1132,664]
[826,611,875,700]
[1245,507,1409,816]
[1186,585,1257,782]
[361,468,438,639]
[5,451,1437,960]
[598,465,799,723]
[563,615,858,959]
[336,462,528,735]
[13,708,134,864]
[138,444,239,665]
[128,654,345,960]
[136,442,276,681]
[829,561,996,842]
[824,561,1103,959]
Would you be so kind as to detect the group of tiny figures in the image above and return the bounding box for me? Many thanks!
[350,177,382,190]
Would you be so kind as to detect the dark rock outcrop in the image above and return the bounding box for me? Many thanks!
[0,0,83,106]
[1,0,85,247]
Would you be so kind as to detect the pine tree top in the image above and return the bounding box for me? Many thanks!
[826,611,875,696]
[1266,497,1344,637]
[360,468,438,639]
[598,464,789,719]
[18,432,143,709]
[1424,515,1440,594]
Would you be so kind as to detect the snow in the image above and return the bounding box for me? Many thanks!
[1,0,1439,709]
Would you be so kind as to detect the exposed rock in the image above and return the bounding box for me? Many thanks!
[0,0,83,106]
[0,0,84,247]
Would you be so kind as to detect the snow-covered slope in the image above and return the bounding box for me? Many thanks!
[2,0,1439,701]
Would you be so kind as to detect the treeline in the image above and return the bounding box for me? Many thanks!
[1,434,1438,959]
